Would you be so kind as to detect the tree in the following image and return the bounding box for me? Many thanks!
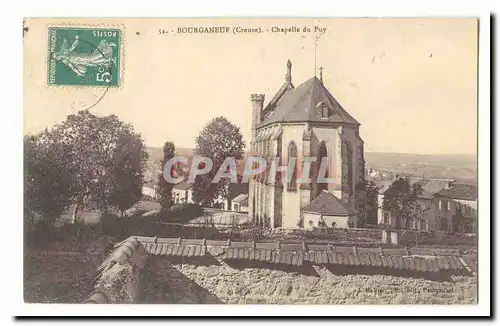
[382,177,427,229]
[452,206,475,233]
[357,180,379,227]
[156,141,176,211]
[24,134,74,224]
[107,130,148,217]
[43,110,147,222]
[192,117,245,206]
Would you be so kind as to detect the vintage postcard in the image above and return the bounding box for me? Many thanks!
[23,17,480,310]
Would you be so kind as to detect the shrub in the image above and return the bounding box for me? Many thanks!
[25,220,58,247]
[100,212,122,236]
[168,203,204,223]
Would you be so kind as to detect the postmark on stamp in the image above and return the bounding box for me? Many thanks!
[47,27,121,87]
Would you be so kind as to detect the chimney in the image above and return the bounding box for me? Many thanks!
[286,59,292,85]
[445,180,456,189]
[251,94,265,140]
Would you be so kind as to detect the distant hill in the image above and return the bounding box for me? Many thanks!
[364,152,477,183]
[146,146,194,163]
[144,147,195,185]
[145,147,477,184]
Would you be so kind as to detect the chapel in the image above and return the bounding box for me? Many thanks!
[248,60,365,229]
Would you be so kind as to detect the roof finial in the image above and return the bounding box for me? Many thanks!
[319,66,324,83]
[286,59,292,85]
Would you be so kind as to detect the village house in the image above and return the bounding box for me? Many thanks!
[231,194,249,213]
[433,183,477,233]
[141,181,158,201]
[172,180,194,205]
[172,179,248,211]
[248,60,365,229]
[375,177,477,233]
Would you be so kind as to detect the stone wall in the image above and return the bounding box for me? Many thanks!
[144,256,477,304]
[85,237,148,304]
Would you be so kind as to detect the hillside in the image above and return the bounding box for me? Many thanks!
[145,147,477,184]
[364,152,477,183]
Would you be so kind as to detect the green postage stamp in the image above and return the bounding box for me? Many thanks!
[47,27,121,87]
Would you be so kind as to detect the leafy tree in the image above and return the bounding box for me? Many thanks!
[43,110,147,222]
[357,180,379,226]
[193,170,218,207]
[452,206,475,233]
[156,141,176,211]
[24,134,74,224]
[193,117,245,206]
[382,177,427,229]
[107,130,148,217]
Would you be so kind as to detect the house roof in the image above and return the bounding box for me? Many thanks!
[232,193,248,204]
[173,180,192,190]
[372,180,393,194]
[259,76,360,127]
[374,178,456,199]
[411,178,455,199]
[301,190,353,216]
[143,180,157,188]
[434,183,477,201]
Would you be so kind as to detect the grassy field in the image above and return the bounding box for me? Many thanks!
[23,236,114,303]
[24,251,100,303]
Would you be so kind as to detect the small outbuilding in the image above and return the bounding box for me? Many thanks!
[300,190,357,229]
[231,194,249,213]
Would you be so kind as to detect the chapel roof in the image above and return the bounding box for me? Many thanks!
[301,190,354,216]
[259,70,360,127]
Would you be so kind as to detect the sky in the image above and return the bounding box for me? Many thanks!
[24,18,478,155]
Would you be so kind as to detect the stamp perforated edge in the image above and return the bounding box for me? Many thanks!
[45,22,126,90]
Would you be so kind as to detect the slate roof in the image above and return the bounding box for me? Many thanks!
[372,180,393,194]
[262,82,294,114]
[411,178,455,199]
[260,76,360,127]
[301,190,352,216]
[434,183,478,201]
[374,178,456,199]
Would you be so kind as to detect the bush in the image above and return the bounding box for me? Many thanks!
[100,212,123,236]
[25,220,58,247]
[168,203,204,223]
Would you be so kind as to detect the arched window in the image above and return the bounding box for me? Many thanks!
[342,141,353,196]
[276,135,282,158]
[274,135,283,186]
[288,141,298,190]
[322,103,329,118]
[315,141,328,198]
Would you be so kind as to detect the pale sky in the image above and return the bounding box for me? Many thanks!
[24,18,478,155]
